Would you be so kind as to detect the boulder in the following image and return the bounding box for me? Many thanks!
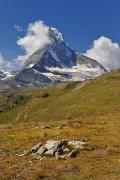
[23,150,31,156]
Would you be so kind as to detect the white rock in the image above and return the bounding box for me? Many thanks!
[44,140,61,150]
[63,148,69,153]
[32,143,42,153]
[44,149,55,156]
[36,146,47,155]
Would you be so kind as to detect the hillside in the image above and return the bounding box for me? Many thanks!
[0,68,120,123]
[0,69,120,179]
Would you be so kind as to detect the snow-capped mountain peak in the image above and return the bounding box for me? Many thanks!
[1,26,107,88]
[49,27,64,42]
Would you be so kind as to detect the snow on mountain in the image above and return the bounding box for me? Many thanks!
[1,72,15,81]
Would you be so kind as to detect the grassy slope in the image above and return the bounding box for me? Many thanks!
[0,69,120,123]
[0,69,120,179]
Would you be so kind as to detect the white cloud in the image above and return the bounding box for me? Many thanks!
[16,20,51,64]
[84,36,120,70]
[0,53,12,71]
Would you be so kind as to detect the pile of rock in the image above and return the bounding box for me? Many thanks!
[30,139,87,160]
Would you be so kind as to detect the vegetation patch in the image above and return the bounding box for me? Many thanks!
[0,95,31,113]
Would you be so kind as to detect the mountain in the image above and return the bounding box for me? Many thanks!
[1,28,107,89]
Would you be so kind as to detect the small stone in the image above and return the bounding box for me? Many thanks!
[56,156,66,160]
[33,156,41,160]
[35,126,39,129]
[63,148,69,153]
[36,146,47,156]
[57,125,65,129]
[32,143,42,153]
[61,145,66,150]
[68,140,87,149]
[68,150,77,158]
[56,148,63,155]
[42,125,52,129]
[40,157,43,161]
[16,153,25,157]
[28,161,33,166]
[55,152,66,160]
[23,150,31,156]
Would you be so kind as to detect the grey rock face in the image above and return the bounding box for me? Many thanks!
[76,54,107,72]
[13,68,52,87]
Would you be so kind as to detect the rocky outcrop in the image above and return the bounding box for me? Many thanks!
[18,139,88,160]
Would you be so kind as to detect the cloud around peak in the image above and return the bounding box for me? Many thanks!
[16,20,51,64]
[0,54,12,72]
[84,36,120,70]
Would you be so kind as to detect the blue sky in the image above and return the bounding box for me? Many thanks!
[0,0,120,70]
